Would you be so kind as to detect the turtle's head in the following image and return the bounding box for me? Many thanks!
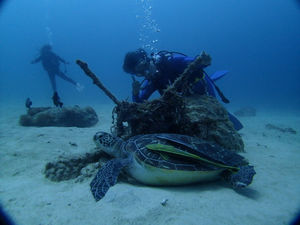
[93,132,123,158]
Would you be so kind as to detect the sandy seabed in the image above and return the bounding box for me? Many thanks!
[0,102,300,225]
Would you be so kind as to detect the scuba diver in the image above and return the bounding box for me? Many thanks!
[31,44,83,107]
[123,48,243,130]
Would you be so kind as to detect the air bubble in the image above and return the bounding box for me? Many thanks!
[136,0,160,52]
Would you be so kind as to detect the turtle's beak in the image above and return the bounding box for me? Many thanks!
[93,132,101,142]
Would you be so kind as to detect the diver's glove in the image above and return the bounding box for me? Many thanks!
[131,76,141,96]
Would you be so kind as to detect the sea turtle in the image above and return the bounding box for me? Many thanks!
[90,132,256,201]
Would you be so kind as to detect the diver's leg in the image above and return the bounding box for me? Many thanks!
[47,72,63,107]
[47,72,57,92]
[57,71,77,86]
[52,91,63,107]
[57,71,84,91]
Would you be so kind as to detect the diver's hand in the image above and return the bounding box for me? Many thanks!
[132,80,141,96]
[200,51,211,67]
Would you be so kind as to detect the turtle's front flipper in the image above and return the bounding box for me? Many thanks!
[226,165,256,188]
[90,158,130,201]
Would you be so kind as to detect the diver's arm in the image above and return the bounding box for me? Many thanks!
[172,53,211,70]
[52,52,68,64]
[58,56,67,64]
[31,56,41,64]
[132,79,156,103]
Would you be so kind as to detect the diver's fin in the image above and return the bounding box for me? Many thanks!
[204,70,230,103]
[52,92,63,107]
[146,143,238,170]
[210,70,228,81]
[76,83,84,92]
[228,112,243,131]
[25,97,32,109]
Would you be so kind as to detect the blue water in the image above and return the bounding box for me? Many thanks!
[0,1,300,224]
[1,0,299,109]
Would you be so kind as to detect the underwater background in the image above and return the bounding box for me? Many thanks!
[0,0,299,110]
[1,1,300,225]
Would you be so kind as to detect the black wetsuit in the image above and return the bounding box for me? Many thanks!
[32,50,76,92]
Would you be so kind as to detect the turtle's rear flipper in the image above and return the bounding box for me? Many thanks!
[226,165,256,188]
[90,158,130,201]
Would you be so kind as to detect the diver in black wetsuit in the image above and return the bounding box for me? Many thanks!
[123,48,243,130]
[31,44,82,107]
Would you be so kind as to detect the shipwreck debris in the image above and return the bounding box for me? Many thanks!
[76,55,244,151]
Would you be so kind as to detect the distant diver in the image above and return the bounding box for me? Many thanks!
[123,48,243,130]
[31,44,83,107]
[25,98,32,109]
[52,91,63,108]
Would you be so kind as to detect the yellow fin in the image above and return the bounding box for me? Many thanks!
[146,143,238,171]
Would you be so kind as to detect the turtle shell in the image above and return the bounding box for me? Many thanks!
[124,133,248,171]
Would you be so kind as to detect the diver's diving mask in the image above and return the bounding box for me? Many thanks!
[134,57,150,77]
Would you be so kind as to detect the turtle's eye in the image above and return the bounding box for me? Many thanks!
[94,132,109,144]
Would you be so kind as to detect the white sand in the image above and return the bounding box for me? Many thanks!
[0,103,300,225]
